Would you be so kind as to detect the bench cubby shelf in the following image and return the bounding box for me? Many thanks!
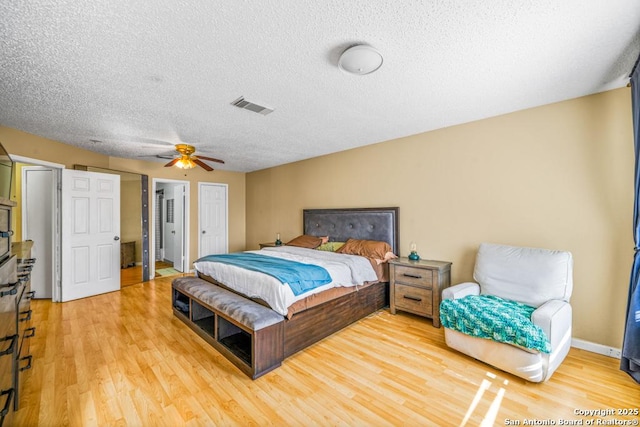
[172,277,284,379]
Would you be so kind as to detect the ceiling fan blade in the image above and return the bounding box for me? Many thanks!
[164,158,180,167]
[195,155,225,164]
[193,158,214,171]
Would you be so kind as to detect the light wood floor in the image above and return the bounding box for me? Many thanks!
[121,261,182,287]
[14,276,640,426]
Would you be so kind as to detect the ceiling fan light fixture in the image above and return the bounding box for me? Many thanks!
[338,44,383,75]
[163,143,223,171]
[175,156,196,169]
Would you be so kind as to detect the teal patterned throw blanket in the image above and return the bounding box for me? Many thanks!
[440,295,551,353]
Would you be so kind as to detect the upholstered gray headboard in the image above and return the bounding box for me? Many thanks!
[303,207,399,255]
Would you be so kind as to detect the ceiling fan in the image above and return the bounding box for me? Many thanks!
[164,144,225,171]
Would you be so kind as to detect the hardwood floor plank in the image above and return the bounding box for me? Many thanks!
[13,276,640,426]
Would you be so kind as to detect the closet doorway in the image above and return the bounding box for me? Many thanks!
[77,166,150,287]
[18,160,61,299]
[153,179,189,278]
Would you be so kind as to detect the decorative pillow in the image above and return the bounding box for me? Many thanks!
[335,239,397,264]
[285,234,323,249]
[316,241,345,252]
[381,251,398,263]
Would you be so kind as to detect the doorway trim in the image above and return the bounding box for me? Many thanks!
[12,155,64,302]
[21,166,56,299]
[151,178,190,278]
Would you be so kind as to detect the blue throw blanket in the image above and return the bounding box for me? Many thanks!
[196,253,332,296]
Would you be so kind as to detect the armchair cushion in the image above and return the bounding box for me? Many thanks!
[442,282,480,300]
[474,243,573,307]
[440,295,551,353]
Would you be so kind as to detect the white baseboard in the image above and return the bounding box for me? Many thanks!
[572,338,622,359]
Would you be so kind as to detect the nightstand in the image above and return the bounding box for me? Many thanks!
[259,242,281,249]
[389,258,452,327]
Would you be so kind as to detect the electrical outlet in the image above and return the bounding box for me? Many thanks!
[607,348,622,358]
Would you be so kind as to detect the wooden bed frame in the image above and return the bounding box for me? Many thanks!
[173,207,399,377]
[285,207,399,356]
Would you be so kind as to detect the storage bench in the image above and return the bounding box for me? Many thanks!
[171,276,284,379]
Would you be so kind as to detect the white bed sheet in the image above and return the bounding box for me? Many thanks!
[193,246,378,316]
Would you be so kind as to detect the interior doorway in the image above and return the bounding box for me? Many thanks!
[152,178,189,278]
[15,158,62,300]
[22,166,55,298]
[16,159,151,297]
[198,183,228,257]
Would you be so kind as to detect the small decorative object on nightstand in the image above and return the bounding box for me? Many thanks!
[389,257,452,327]
[408,241,420,261]
[275,233,282,246]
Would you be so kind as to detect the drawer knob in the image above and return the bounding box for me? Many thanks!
[24,327,36,339]
[0,282,18,298]
[19,355,32,372]
[0,388,14,418]
[19,309,32,322]
[0,334,17,357]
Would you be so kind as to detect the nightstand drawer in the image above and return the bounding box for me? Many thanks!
[394,265,432,287]
[394,284,433,316]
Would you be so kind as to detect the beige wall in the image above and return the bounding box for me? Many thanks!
[1,88,633,348]
[0,127,247,266]
[246,88,634,348]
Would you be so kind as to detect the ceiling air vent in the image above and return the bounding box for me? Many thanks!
[231,96,274,115]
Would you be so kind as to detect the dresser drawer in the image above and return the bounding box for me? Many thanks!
[394,284,433,316]
[393,265,432,288]
[0,352,12,389]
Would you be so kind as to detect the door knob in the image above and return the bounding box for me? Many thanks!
[202,230,206,234]
[114,236,120,241]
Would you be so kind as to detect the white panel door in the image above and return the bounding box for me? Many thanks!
[173,184,185,271]
[61,169,120,301]
[199,183,228,257]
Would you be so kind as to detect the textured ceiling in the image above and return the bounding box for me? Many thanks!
[1,1,639,172]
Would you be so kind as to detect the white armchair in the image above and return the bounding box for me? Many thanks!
[441,242,573,382]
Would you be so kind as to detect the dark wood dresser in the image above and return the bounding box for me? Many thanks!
[12,241,35,411]
[0,254,17,427]
[0,198,35,425]
[0,197,17,426]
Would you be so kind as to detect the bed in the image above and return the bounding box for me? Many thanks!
[173,207,399,377]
